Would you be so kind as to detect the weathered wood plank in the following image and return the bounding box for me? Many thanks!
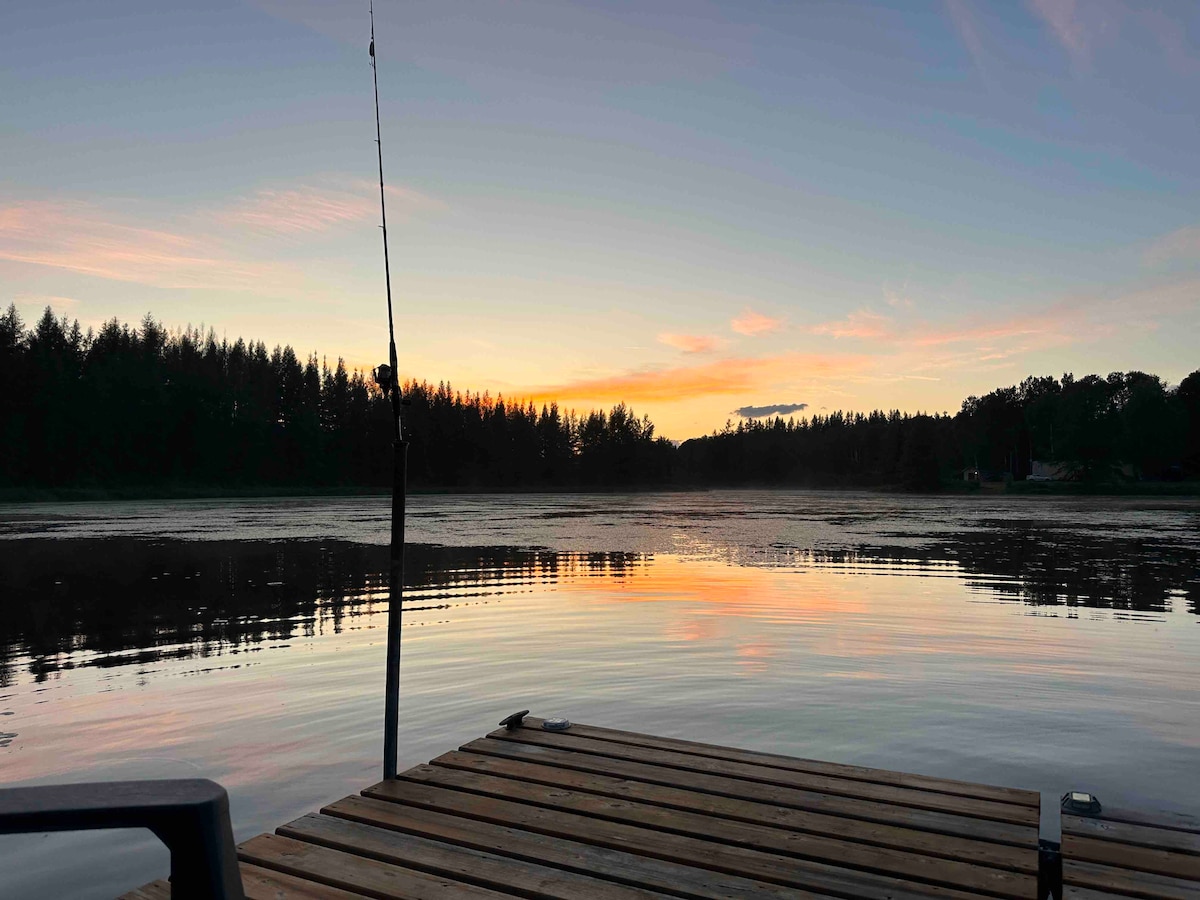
[1064,815,1200,857]
[1088,807,1200,836]
[480,730,1038,826]
[1066,858,1200,900]
[114,721,1200,900]
[510,719,1038,808]
[118,882,172,900]
[278,813,673,900]
[238,832,515,899]
[324,794,826,900]
[241,863,370,899]
[1064,887,1144,900]
[1063,833,1200,881]
[456,738,1037,847]
[385,763,1034,898]
[431,747,1034,872]
[366,776,999,900]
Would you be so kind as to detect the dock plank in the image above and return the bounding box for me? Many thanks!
[388,762,1036,897]
[119,883,172,900]
[480,730,1038,826]
[1065,858,1200,900]
[367,776,998,900]
[278,812,674,899]
[510,719,1038,809]
[241,863,370,899]
[459,737,1037,846]
[1063,833,1200,882]
[1088,808,1200,836]
[1064,887,1146,900]
[430,747,1035,872]
[324,793,825,900]
[117,719,1200,900]
[238,832,515,899]
[1064,815,1200,857]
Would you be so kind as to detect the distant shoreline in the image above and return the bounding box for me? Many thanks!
[2,480,1199,505]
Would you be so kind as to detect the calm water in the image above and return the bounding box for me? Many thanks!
[1,491,1199,898]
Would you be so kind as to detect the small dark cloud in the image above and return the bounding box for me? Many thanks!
[732,402,808,418]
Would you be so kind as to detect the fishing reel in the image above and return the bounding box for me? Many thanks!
[373,363,393,398]
[373,363,410,405]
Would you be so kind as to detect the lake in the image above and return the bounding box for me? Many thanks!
[2,491,1199,898]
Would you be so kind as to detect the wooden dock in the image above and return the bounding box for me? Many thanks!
[122,716,1200,899]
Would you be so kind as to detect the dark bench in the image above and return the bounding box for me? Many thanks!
[0,778,244,899]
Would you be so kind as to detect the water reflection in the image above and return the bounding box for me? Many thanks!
[753,527,1200,616]
[2,522,1197,689]
[0,540,648,687]
[4,507,1200,899]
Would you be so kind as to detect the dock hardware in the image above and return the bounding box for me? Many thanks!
[1061,791,1102,816]
[499,709,530,730]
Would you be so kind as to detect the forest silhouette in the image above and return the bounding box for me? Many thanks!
[2,305,1198,492]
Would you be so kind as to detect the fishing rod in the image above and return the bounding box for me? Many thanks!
[370,0,409,782]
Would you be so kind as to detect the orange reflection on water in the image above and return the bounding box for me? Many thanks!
[556,552,1121,685]
[578,553,870,621]
[735,640,778,675]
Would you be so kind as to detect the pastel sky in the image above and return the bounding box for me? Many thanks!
[3,1,1198,439]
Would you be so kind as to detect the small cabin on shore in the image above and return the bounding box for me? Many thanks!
[1028,460,1071,482]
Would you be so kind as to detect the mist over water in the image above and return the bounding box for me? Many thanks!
[1,490,1199,897]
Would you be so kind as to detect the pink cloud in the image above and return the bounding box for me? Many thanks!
[810,299,1095,353]
[0,199,269,289]
[0,177,442,291]
[730,308,784,336]
[657,333,722,353]
[909,307,1077,347]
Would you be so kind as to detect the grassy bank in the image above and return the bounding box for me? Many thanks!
[1002,480,1200,496]
[0,484,391,504]
[3,480,1199,504]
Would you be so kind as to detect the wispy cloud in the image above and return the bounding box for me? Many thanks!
[1025,0,1119,68]
[1143,226,1200,267]
[214,180,441,236]
[0,199,273,290]
[909,307,1079,347]
[0,177,441,291]
[883,285,914,311]
[730,308,784,336]
[12,293,80,309]
[812,309,893,340]
[1136,9,1200,76]
[657,332,722,353]
[526,353,867,406]
[943,0,989,76]
[810,303,1090,353]
[733,403,808,419]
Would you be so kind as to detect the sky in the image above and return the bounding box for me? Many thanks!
[2,0,1198,440]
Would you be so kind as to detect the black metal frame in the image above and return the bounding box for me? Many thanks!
[0,778,245,899]
[1038,790,1063,900]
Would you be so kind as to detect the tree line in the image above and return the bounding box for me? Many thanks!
[680,372,1200,488]
[2,305,1197,492]
[0,306,672,489]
